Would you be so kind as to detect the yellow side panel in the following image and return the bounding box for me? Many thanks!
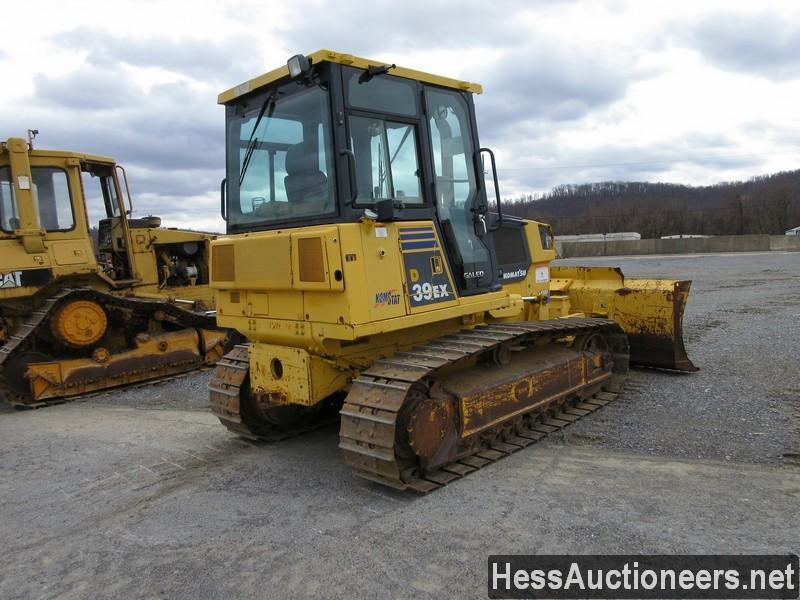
[247,292,269,316]
[51,241,91,266]
[249,343,350,406]
[262,290,304,320]
[211,234,292,290]
[358,223,407,322]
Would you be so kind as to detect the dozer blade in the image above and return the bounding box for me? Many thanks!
[550,266,698,372]
[610,278,697,372]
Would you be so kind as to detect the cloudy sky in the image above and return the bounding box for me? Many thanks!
[2,0,799,232]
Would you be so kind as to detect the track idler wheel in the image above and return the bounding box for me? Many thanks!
[572,331,612,371]
[50,299,108,348]
[399,383,459,470]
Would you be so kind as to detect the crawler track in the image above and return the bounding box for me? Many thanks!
[211,318,630,492]
[209,345,340,441]
[0,287,222,407]
[339,318,629,492]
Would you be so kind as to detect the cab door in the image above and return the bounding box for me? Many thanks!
[80,162,134,280]
[26,156,94,271]
[424,87,499,295]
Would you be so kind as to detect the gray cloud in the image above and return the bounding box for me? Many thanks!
[277,0,546,55]
[683,10,800,80]
[7,30,248,228]
[51,27,262,84]
[474,43,641,139]
[25,68,224,171]
[34,64,142,110]
[496,134,765,198]
[2,77,224,225]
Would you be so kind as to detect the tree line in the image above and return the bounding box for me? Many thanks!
[502,170,800,238]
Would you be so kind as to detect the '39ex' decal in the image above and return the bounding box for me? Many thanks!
[410,281,450,302]
[402,249,455,308]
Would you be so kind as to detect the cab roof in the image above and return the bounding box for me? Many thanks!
[1,138,116,165]
[218,49,483,105]
[28,148,116,164]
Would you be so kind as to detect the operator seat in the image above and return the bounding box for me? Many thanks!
[284,143,329,211]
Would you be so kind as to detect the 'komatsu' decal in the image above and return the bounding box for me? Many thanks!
[502,268,528,280]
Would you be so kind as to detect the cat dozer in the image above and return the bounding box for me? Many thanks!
[0,133,231,406]
[209,51,696,491]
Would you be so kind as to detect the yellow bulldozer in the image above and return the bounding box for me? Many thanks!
[208,50,696,491]
[0,132,231,406]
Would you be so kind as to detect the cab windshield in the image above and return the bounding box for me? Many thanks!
[225,85,335,228]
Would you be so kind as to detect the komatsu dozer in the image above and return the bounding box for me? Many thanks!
[209,51,696,491]
[0,133,231,406]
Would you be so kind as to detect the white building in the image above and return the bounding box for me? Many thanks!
[556,232,641,243]
[786,226,800,236]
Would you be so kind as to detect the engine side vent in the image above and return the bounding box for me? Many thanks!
[298,237,325,282]
[212,244,236,282]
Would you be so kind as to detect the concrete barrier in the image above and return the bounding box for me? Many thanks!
[557,234,800,257]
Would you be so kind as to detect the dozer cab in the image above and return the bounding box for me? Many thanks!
[0,133,231,406]
[209,51,696,491]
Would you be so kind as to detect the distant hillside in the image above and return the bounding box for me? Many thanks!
[503,170,800,237]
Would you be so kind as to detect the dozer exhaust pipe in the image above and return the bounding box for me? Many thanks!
[550,267,698,372]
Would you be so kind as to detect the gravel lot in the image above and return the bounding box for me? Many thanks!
[1,252,798,599]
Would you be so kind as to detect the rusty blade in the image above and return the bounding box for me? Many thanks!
[618,280,698,372]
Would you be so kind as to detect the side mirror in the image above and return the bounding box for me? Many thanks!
[480,147,502,231]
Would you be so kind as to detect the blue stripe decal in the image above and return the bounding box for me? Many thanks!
[399,226,434,233]
[398,232,437,241]
[401,240,438,250]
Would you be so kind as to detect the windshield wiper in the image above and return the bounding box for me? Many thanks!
[239,91,277,185]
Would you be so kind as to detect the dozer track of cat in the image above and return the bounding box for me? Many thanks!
[0,287,228,407]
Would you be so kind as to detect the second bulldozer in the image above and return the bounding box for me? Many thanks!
[0,134,230,406]
[209,51,696,491]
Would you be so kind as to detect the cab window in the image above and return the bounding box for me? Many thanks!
[345,68,417,116]
[31,167,74,231]
[226,85,335,227]
[425,87,490,269]
[349,116,423,205]
[0,166,19,231]
[81,166,122,224]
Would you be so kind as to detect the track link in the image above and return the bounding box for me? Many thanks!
[339,318,629,493]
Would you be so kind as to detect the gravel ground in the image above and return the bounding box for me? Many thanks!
[0,251,798,599]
